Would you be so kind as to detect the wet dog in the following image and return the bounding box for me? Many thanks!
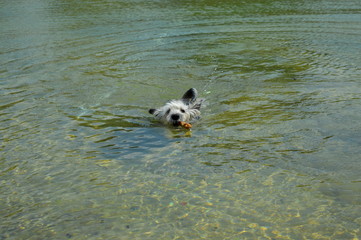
[149,88,203,127]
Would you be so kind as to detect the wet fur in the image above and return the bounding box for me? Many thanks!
[149,88,203,127]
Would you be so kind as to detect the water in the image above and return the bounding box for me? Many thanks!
[1,0,361,239]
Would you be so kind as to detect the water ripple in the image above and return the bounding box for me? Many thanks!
[1,0,361,239]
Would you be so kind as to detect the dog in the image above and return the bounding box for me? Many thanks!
[149,88,203,127]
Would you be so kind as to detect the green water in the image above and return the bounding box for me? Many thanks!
[1,0,361,239]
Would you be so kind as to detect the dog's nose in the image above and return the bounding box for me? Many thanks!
[171,114,180,121]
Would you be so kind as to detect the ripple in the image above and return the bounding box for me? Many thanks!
[1,0,361,239]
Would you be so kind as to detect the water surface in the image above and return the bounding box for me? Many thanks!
[1,0,361,239]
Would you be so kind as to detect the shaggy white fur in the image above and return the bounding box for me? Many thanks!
[149,88,203,127]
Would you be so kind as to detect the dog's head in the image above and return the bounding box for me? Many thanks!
[149,88,203,127]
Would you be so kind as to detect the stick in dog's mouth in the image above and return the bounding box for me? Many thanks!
[178,121,192,130]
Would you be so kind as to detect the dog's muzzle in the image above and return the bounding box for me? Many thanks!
[171,114,180,121]
[170,114,181,127]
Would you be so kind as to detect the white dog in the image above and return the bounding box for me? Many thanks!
[149,88,203,127]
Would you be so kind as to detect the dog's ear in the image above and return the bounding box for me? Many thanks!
[181,88,198,105]
[149,108,157,115]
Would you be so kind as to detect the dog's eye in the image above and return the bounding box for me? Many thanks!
[180,108,185,113]
[165,109,170,115]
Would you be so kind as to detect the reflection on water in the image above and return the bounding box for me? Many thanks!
[1,0,361,239]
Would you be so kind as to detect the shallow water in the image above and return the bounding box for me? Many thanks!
[1,0,361,239]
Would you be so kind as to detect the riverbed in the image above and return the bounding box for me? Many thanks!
[1,0,360,239]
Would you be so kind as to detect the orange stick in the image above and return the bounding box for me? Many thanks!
[179,121,192,129]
